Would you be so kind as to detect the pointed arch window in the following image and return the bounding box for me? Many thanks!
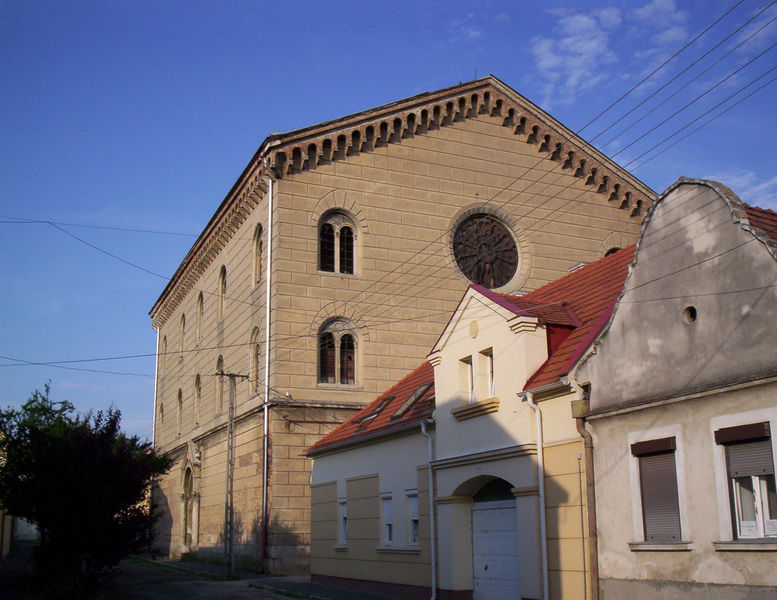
[318,319,358,385]
[194,374,201,426]
[196,292,203,342]
[179,314,186,356]
[253,224,264,287]
[216,355,224,412]
[319,212,355,275]
[177,389,183,436]
[250,327,262,393]
[218,266,227,321]
[160,336,167,378]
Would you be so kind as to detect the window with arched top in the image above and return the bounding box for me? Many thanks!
[177,389,183,436]
[250,327,261,393]
[160,336,167,378]
[319,212,355,275]
[179,314,186,356]
[194,374,201,426]
[318,319,358,385]
[218,266,227,321]
[196,292,203,342]
[253,224,263,287]
[216,355,224,412]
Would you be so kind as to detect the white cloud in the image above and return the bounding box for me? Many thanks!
[630,0,688,28]
[530,10,619,107]
[703,170,777,209]
[447,11,508,43]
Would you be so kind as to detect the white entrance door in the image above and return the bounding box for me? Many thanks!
[472,499,520,600]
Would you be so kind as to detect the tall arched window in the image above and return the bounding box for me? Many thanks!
[179,314,186,356]
[194,374,201,426]
[250,327,261,394]
[196,292,203,342]
[318,319,358,385]
[218,266,227,321]
[253,224,263,287]
[318,212,355,275]
[216,355,224,412]
[177,389,183,436]
[160,336,167,378]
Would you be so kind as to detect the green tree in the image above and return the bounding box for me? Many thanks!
[0,384,171,592]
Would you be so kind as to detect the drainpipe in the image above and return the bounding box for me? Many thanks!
[574,391,599,600]
[261,175,274,571]
[420,420,437,600]
[521,391,548,600]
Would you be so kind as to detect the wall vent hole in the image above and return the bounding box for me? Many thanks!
[683,306,698,323]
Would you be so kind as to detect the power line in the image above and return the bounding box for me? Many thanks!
[0,215,196,237]
[591,1,777,145]
[577,0,748,133]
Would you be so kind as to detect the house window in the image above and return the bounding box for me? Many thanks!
[480,348,494,398]
[319,212,355,275]
[160,335,167,378]
[218,266,227,321]
[318,319,357,385]
[715,422,777,539]
[631,436,682,542]
[253,224,263,287]
[194,374,201,426]
[196,292,203,342]
[338,498,348,545]
[250,327,261,393]
[216,355,224,412]
[407,492,420,545]
[460,356,474,402]
[382,494,393,546]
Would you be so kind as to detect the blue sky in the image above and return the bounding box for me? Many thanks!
[1,0,776,440]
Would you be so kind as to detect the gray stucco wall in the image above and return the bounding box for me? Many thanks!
[579,180,777,412]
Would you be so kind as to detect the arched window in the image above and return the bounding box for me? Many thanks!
[250,327,262,394]
[194,374,201,426]
[177,389,183,436]
[179,314,186,356]
[318,212,355,275]
[218,266,227,321]
[318,319,358,385]
[216,355,224,412]
[160,336,167,378]
[253,224,263,287]
[196,292,203,342]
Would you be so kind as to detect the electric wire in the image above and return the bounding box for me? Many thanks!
[577,0,748,133]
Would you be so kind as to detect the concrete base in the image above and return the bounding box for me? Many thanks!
[601,578,777,600]
[312,574,475,600]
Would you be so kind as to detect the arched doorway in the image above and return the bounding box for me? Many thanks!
[471,478,519,600]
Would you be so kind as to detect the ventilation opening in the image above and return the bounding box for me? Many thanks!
[683,306,698,323]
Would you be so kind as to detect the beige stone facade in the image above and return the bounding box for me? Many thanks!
[150,76,653,573]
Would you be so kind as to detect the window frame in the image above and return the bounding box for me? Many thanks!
[317,319,358,387]
[712,412,777,542]
[406,491,420,546]
[318,212,357,276]
[628,426,689,545]
[381,493,393,546]
[253,223,263,288]
[337,498,348,546]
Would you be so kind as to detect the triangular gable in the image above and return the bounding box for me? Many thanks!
[150,75,656,326]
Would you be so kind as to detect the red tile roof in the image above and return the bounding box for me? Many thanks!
[305,361,435,455]
[744,203,777,243]
[518,245,635,390]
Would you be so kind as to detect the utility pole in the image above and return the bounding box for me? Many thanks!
[218,370,249,578]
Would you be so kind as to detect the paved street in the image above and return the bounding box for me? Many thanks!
[0,555,410,599]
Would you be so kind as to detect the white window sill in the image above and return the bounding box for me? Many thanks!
[451,397,500,421]
[318,270,358,278]
[334,544,348,552]
[628,541,692,552]
[317,382,363,391]
[713,540,777,552]
[375,545,421,554]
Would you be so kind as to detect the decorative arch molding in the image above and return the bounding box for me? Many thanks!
[310,189,370,233]
[448,203,534,292]
[309,302,370,342]
[599,231,631,258]
[179,440,201,552]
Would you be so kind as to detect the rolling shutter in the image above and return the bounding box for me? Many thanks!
[639,451,682,542]
[726,439,774,477]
